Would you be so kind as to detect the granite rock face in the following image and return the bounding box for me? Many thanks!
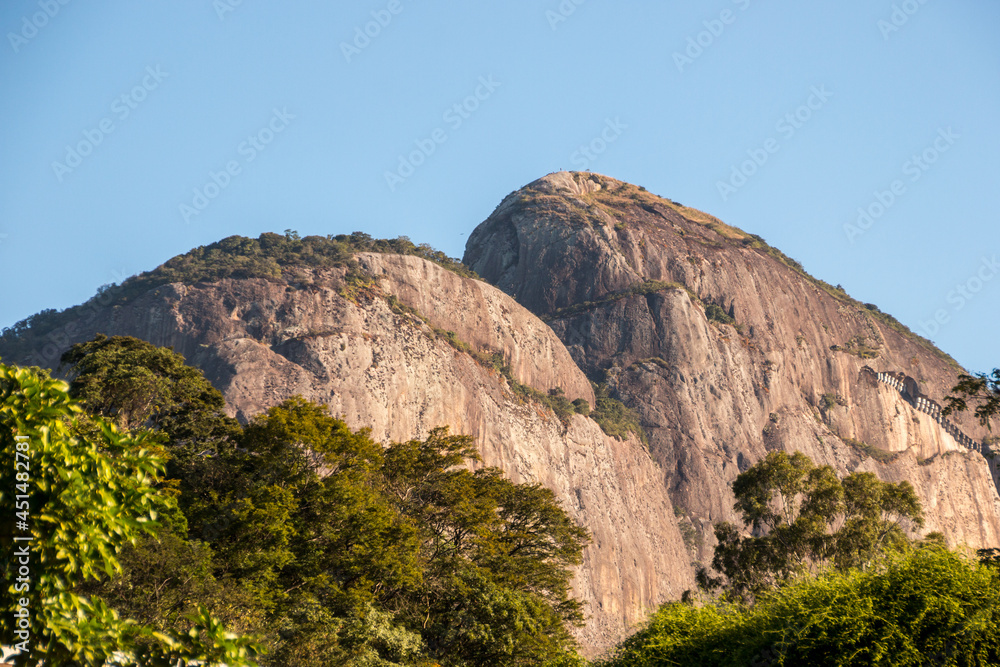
[465,171,1000,562]
[0,247,691,653]
[5,170,999,653]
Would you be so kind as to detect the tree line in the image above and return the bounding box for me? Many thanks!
[1,334,589,666]
[4,331,999,666]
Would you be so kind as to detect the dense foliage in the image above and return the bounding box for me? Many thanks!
[601,545,1000,666]
[39,336,590,666]
[60,334,240,450]
[0,363,262,666]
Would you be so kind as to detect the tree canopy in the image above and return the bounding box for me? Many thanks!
[705,451,923,601]
[10,335,591,666]
[60,334,240,452]
[0,362,262,666]
[602,545,1000,667]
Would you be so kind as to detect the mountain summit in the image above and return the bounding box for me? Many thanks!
[2,171,997,653]
[466,171,999,560]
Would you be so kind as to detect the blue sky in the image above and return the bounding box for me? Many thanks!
[1,0,998,373]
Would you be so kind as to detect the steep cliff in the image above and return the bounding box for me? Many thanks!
[4,170,998,652]
[465,171,1000,561]
[0,246,692,652]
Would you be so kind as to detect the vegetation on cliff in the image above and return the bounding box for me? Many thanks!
[0,231,476,364]
[589,383,648,447]
[1,336,590,666]
[429,324,643,444]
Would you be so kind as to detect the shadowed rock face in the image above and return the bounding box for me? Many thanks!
[0,248,692,654]
[466,171,1000,561]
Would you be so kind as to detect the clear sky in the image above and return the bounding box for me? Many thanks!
[1,1,998,373]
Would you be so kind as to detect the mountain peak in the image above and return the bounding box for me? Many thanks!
[465,172,955,369]
[529,170,607,195]
[465,173,997,577]
[465,172,752,316]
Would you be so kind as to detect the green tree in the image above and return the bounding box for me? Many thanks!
[238,398,426,666]
[0,362,262,666]
[708,451,922,601]
[834,472,923,570]
[711,452,842,598]
[943,367,1000,428]
[380,428,590,665]
[60,334,240,454]
[60,334,246,541]
[210,397,590,666]
[602,545,1000,667]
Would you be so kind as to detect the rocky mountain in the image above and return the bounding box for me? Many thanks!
[465,171,1000,559]
[2,171,998,653]
[0,241,692,653]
